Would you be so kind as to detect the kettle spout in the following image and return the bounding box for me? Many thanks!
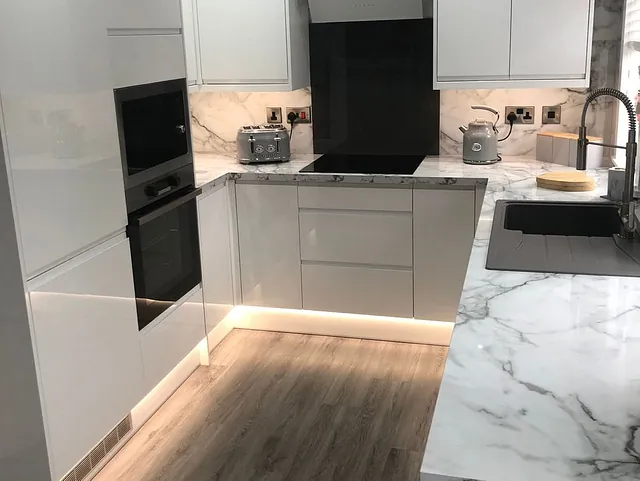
[459,125,468,134]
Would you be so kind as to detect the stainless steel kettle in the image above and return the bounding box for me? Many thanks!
[459,106,501,165]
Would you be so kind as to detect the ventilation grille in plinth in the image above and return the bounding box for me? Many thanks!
[60,414,132,481]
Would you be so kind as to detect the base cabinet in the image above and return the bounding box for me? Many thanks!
[140,289,206,393]
[302,263,413,318]
[236,183,302,309]
[28,238,144,481]
[198,186,235,334]
[414,188,476,322]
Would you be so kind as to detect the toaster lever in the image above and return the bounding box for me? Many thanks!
[249,135,256,154]
[274,133,280,153]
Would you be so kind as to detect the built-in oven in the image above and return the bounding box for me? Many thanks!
[114,78,192,191]
[126,165,202,331]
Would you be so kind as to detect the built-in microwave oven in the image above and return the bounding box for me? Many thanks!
[114,78,192,191]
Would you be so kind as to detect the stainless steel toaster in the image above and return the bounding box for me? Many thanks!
[236,125,291,164]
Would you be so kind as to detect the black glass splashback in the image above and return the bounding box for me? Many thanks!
[310,19,440,156]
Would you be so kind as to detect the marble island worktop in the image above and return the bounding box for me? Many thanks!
[194,153,640,481]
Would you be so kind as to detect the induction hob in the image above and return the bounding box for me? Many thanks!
[300,154,425,175]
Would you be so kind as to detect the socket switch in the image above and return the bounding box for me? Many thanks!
[542,106,562,125]
[286,107,312,124]
[266,107,283,124]
[505,106,535,125]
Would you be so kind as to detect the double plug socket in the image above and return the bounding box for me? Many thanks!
[504,105,562,125]
[505,106,535,125]
[266,107,312,124]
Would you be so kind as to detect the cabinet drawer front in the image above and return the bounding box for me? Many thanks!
[141,289,205,392]
[299,186,412,212]
[300,211,413,267]
[109,35,186,89]
[302,264,413,318]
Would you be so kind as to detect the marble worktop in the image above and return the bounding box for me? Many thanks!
[194,153,486,192]
[194,153,640,481]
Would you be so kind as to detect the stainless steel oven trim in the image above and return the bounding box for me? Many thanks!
[130,187,202,226]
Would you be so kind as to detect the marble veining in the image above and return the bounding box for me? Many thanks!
[421,165,640,481]
[195,153,640,481]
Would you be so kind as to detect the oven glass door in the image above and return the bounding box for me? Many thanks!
[128,188,202,330]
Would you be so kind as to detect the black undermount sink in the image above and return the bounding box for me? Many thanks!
[487,201,640,277]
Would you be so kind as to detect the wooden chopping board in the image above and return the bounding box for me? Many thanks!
[536,171,596,192]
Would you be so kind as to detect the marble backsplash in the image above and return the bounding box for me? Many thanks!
[190,88,314,155]
[190,0,624,159]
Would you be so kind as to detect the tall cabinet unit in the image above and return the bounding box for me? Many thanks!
[0,0,128,279]
[28,239,144,481]
[184,0,310,91]
[434,0,595,89]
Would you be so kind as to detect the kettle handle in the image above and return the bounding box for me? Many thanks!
[471,105,500,132]
[471,105,499,116]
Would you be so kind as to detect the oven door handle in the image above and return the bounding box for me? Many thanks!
[130,188,202,227]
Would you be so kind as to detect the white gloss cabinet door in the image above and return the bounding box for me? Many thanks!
[107,0,182,30]
[197,0,289,84]
[28,239,144,481]
[198,186,235,334]
[510,0,592,79]
[236,184,302,309]
[414,189,475,323]
[0,0,127,279]
[182,0,199,85]
[299,211,413,267]
[141,289,205,392]
[302,264,413,318]
[436,0,511,81]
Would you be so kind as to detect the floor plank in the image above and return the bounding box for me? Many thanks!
[95,330,447,481]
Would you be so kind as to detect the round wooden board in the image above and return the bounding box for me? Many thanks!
[536,171,596,192]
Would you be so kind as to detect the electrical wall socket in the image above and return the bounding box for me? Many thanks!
[505,106,535,125]
[542,106,562,124]
[266,107,283,124]
[286,107,312,124]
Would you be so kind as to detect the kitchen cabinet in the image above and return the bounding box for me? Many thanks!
[0,0,129,279]
[141,288,206,392]
[198,184,235,334]
[108,35,187,89]
[182,0,199,85]
[299,210,413,267]
[236,183,302,308]
[28,238,144,481]
[413,188,475,322]
[510,0,592,80]
[434,0,595,89]
[107,0,182,30]
[436,0,511,82]
[188,0,310,91]
[302,263,413,318]
[297,185,414,318]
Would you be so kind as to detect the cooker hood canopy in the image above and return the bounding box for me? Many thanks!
[308,0,433,23]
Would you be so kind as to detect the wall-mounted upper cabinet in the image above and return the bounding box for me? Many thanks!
[434,0,595,90]
[183,0,310,91]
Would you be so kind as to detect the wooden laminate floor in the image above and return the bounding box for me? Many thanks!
[96,330,447,481]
